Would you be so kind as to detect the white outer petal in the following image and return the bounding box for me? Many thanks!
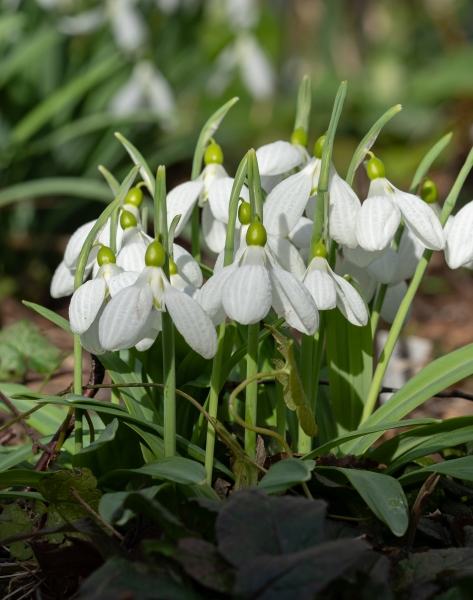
[329,268,369,327]
[393,188,445,251]
[50,261,76,299]
[197,263,238,323]
[173,244,203,288]
[288,216,312,250]
[256,141,303,176]
[329,171,361,249]
[170,273,198,298]
[305,194,316,221]
[356,195,401,252]
[69,278,107,335]
[392,227,425,284]
[80,304,106,356]
[263,160,314,237]
[335,256,377,303]
[260,174,282,194]
[202,203,227,254]
[108,271,140,297]
[99,283,154,351]
[207,178,249,224]
[303,268,337,310]
[167,181,204,236]
[381,281,410,325]
[135,312,162,352]
[266,235,306,279]
[64,221,96,268]
[366,248,399,284]
[445,201,473,268]
[343,245,388,268]
[270,266,319,335]
[164,283,217,359]
[116,242,147,272]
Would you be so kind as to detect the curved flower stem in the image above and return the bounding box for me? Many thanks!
[245,323,260,460]
[362,147,473,423]
[298,334,314,453]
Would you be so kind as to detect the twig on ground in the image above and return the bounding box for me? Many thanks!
[68,488,124,541]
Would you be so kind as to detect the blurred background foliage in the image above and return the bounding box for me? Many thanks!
[0,0,473,307]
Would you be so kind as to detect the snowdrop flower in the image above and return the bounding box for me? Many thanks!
[110,61,175,121]
[116,209,153,272]
[302,244,368,327]
[264,135,362,249]
[198,221,319,335]
[99,241,217,358]
[445,199,473,269]
[356,155,445,253]
[257,137,307,193]
[69,246,139,355]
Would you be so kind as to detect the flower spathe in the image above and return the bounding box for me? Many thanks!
[99,242,217,359]
[198,222,319,335]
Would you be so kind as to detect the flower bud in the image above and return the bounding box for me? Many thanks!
[97,246,116,266]
[314,242,328,259]
[204,141,224,165]
[238,199,251,225]
[246,220,267,247]
[420,178,438,204]
[290,128,308,147]
[169,259,178,275]
[120,209,137,230]
[145,241,166,268]
[314,134,327,159]
[124,187,143,207]
[367,156,385,180]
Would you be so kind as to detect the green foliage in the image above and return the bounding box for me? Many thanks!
[0,319,61,380]
[0,503,41,559]
[258,458,315,495]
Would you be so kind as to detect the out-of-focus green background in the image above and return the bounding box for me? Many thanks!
[0,0,472,307]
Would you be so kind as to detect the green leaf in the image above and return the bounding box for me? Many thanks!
[0,469,47,487]
[0,436,54,472]
[325,307,372,435]
[409,132,453,193]
[267,325,317,436]
[258,458,315,494]
[99,486,165,526]
[314,467,409,536]
[0,491,44,501]
[303,418,439,461]
[122,493,189,541]
[98,456,207,488]
[344,343,473,456]
[11,53,123,144]
[0,319,60,380]
[0,178,112,209]
[98,165,120,194]
[191,97,239,179]
[115,132,155,195]
[0,504,40,559]
[216,488,327,567]
[346,104,402,185]
[398,456,473,486]
[293,74,311,134]
[72,418,145,478]
[22,301,72,334]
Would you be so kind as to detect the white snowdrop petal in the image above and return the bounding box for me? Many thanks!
[445,201,473,268]
[266,235,306,279]
[164,284,218,359]
[80,305,106,356]
[335,257,377,303]
[394,189,445,251]
[381,281,411,325]
[173,244,203,288]
[263,162,314,237]
[270,266,319,335]
[260,174,282,194]
[135,312,162,352]
[256,141,303,176]
[356,196,401,252]
[303,269,337,310]
[197,263,238,322]
[343,245,388,268]
[392,227,426,284]
[305,194,316,221]
[329,172,361,249]
[167,181,204,236]
[288,217,312,250]
[222,264,271,324]
[208,178,250,224]
[116,242,147,272]
[170,274,198,298]
[238,34,275,100]
[366,248,399,284]
[108,271,140,297]
[202,203,227,254]
[69,278,107,335]
[50,261,76,299]
[99,284,154,351]
[64,221,96,268]
[330,269,369,327]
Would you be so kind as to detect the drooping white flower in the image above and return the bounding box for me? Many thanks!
[99,241,217,358]
[356,156,445,253]
[445,200,473,269]
[302,245,368,327]
[198,222,319,335]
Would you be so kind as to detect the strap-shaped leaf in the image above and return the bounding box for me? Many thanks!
[267,325,317,437]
